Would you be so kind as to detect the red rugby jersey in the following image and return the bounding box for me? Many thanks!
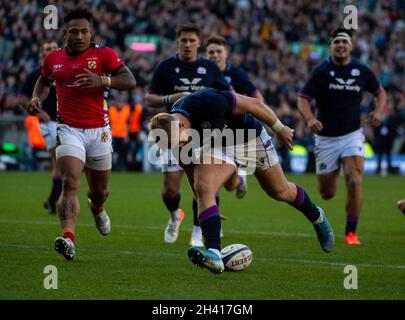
[41,43,123,128]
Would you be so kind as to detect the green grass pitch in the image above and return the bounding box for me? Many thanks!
[0,171,404,299]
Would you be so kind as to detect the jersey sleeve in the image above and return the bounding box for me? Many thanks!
[41,54,53,80]
[102,47,124,74]
[299,68,321,100]
[172,89,233,122]
[236,68,258,96]
[363,66,381,96]
[147,62,168,95]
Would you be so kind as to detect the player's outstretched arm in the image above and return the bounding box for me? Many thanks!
[144,93,166,108]
[145,92,190,109]
[234,93,294,150]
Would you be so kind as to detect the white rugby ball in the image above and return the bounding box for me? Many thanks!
[221,244,253,271]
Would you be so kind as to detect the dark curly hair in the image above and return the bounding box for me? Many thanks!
[64,7,93,25]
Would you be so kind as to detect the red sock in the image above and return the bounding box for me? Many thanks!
[63,232,75,243]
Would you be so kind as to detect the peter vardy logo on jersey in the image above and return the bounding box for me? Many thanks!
[225,76,232,84]
[329,77,360,92]
[174,78,205,91]
[175,67,180,74]
[197,67,206,74]
[336,78,355,85]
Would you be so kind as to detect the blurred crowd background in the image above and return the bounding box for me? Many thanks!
[0,0,404,173]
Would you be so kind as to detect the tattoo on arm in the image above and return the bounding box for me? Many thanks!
[110,65,136,90]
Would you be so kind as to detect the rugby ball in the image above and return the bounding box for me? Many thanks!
[221,244,253,271]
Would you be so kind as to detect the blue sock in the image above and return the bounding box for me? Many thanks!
[48,176,62,204]
[162,192,180,212]
[289,184,320,223]
[193,193,220,227]
[345,215,359,234]
[199,205,221,250]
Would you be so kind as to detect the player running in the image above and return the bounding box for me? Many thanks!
[205,35,265,102]
[297,28,387,245]
[145,23,234,247]
[19,41,60,214]
[150,88,335,274]
[26,7,136,260]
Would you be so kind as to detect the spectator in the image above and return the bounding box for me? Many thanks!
[109,100,130,171]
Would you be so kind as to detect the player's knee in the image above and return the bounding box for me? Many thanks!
[344,174,362,190]
[62,175,80,193]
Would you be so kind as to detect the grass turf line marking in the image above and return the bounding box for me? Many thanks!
[0,219,313,237]
[1,241,405,270]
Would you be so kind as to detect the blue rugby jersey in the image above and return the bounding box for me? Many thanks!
[223,64,258,97]
[171,88,263,146]
[148,55,231,112]
[20,67,58,121]
[299,58,380,137]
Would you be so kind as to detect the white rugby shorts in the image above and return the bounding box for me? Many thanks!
[160,148,183,173]
[194,129,279,175]
[55,124,113,171]
[39,121,57,151]
[314,128,365,175]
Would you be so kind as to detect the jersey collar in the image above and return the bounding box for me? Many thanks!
[174,53,201,63]
[327,56,352,66]
[65,42,95,57]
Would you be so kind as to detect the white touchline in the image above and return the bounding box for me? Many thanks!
[1,241,404,270]
[0,219,313,237]
[1,220,404,271]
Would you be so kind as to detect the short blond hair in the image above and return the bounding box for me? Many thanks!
[150,113,178,148]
